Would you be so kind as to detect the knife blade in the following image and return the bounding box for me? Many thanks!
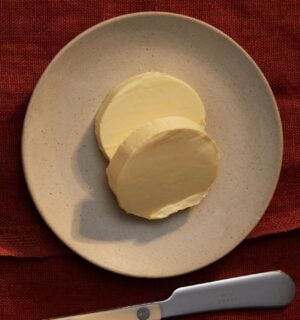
[50,271,295,320]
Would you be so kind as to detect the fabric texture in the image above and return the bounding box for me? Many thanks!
[0,1,299,319]
[0,232,299,320]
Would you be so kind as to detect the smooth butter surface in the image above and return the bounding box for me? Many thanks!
[107,116,219,219]
[95,72,206,159]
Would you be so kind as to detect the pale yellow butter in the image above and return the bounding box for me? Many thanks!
[95,72,206,159]
[107,116,219,220]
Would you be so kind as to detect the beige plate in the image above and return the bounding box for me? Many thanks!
[22,12,282,278]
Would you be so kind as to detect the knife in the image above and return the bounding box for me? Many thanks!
[51,271,295,320]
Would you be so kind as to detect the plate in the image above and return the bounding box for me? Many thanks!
[22,12,282,278]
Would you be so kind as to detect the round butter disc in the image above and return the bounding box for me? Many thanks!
[95,72,206,159]
[107,116,219,220]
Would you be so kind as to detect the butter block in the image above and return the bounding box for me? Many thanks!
[95,72,206,159]
[107,116,219,220]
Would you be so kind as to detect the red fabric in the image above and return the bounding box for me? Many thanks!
[0,232,299,320]
[0,1,299,319]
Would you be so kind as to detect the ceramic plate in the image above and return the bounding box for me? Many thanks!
[22,12,282,278]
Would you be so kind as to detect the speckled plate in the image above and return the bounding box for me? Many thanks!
[22,12,282,278]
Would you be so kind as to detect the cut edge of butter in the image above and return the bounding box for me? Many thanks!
[95,72,206,159]
[107,116,219,220]
[147,193,208,220]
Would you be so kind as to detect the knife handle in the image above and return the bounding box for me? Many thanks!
[50,303,161,320]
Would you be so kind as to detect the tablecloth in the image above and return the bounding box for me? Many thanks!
[0,1,299,319]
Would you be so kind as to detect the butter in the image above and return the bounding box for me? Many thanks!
[95,72,206,159]
[107,116,219,220]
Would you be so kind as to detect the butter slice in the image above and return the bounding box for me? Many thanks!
[107,116,219,220]
[95,72,206,159]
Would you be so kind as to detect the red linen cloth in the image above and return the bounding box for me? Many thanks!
[0,232,299,320]
[0,1,299,319]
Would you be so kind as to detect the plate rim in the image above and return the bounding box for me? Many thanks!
[22,11,283,278]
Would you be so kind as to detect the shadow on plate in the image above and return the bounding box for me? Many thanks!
[71,121,189,244]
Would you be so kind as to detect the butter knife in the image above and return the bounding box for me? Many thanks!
[51,271,295,320]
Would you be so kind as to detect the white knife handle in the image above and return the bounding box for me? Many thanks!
[50,271,295,320]
[162,271,296,317]
[50,303,161,320]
